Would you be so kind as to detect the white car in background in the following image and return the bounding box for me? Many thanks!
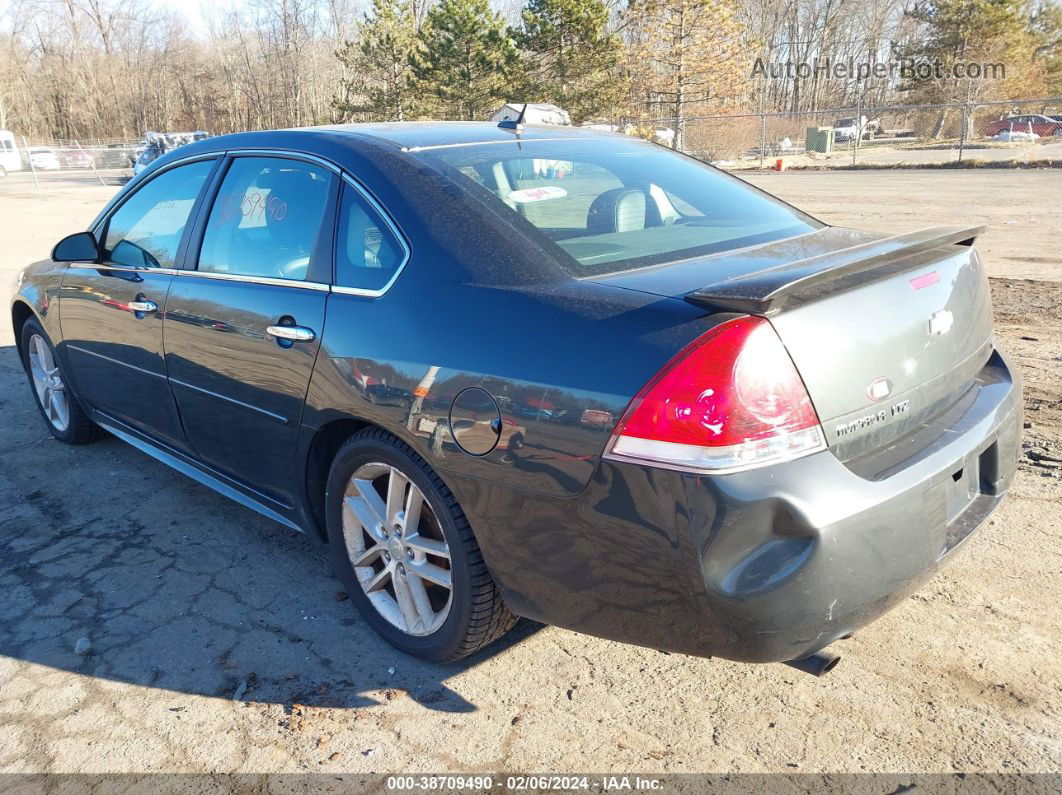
[28,147,62,170]
[833,116,883,142]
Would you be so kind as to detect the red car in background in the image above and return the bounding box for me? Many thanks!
[60,149,96,169]
[983,114,1062,137]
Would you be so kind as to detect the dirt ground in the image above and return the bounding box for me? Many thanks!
[0,170,1059,776]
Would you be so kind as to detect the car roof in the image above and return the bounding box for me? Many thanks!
[305,121,616,151]
[162,123,630,170]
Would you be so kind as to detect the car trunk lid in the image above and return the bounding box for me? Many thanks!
[592,225,995,461]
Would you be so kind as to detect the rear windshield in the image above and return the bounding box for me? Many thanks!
[418,137,819,277]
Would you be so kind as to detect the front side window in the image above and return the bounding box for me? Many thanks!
[198,157,331,281]
[335,182,406,291]
[103,158,214,268]
[420,139,819,277]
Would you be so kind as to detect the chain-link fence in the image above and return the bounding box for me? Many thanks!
[3,98,1061,191]
[614,97,1062,170]
[0,137,141,190]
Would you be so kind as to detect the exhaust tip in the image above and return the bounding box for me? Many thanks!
[783,650,841,677]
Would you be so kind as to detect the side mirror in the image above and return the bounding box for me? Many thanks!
[52,231,100,263]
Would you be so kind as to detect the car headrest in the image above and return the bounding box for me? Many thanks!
[586,188,648,235]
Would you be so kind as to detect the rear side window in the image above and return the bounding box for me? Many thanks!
[335,182,406,292]
[103,159,214,268]
[198,157,331,281]
[421,139,819,277]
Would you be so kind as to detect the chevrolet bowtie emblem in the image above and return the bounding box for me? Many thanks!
[867,377,893,401]
[929,310,954,336]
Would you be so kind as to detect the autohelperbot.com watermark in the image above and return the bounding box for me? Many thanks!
[752,56,1006,81]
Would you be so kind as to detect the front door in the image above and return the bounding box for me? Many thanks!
[163,155,335,507]
[59,157,217,449]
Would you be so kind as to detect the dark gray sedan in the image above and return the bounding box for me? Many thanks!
[11,123,1021,674]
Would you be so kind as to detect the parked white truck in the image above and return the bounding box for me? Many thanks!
[0,130,24,177]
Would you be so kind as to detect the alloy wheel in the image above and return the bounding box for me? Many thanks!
[341,462,453,636]
[28,333,70,432]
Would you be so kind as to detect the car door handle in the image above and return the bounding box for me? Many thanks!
[266,324,316,343]
[127,300,158,314]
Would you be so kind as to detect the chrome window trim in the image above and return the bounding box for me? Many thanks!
[81,148,412,299]
[64,262,328,290]
[332,173,412,299]
[331,284,393,297]
[65,263,181,276]
[222,148,342,174]
[172,270,331,291]
[90,153,222,238]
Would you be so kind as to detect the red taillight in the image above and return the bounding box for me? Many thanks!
[606,316,825,472]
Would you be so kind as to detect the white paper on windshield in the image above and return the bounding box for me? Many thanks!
[508,186,567,203]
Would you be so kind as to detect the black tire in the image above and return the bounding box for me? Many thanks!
[325,428,517,662]
[19,317,99,445]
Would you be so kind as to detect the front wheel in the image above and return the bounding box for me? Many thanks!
[326,428,517,661]
[20,317,99,444]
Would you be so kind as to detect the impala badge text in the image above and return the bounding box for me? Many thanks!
[835,400,911,438]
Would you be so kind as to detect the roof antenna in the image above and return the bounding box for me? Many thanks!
[498,103,528,133]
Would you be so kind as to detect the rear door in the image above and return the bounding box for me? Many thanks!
[163,154,337,507]
[59,156,217,449]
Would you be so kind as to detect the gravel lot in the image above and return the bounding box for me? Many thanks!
[0,169,1059,775]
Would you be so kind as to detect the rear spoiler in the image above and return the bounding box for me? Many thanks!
[684,225,985,314]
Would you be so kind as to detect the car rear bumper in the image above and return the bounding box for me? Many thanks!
[684,350,1021,662]
[473,349,1022,663]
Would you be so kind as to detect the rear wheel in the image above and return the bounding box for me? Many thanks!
[20,317,98,444]
[326,428,516,661]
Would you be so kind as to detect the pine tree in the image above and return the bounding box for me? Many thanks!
[411,0,523,120]
[900,0,1047,103]
[514,0,624,123]
[1030,0,1062,95]
[333,0,418,122]
[624,0,748,150]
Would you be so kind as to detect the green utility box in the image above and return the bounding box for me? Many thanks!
[805,126,834,153]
